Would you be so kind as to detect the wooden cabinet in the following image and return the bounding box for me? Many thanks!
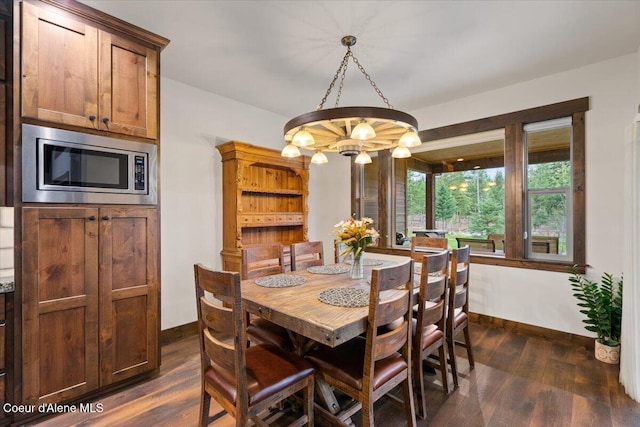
[0,2,10,206]
[216,141,310,273]
[0,293,6,419]
[21,206,158,405]
[21,1,159,139]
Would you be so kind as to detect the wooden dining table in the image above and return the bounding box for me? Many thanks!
[240,256,411,424]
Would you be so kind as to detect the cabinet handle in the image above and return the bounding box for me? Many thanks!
[102,117,110,124]
[102,215,111,221]
[0,370,5,377]
[89,115,96,121]
[88,215,96,221]
[0,320,5,327]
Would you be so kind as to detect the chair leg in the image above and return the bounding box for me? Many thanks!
[414,352,427,420]
[304,378,315,426]
[199,388,210,427]
[463,325,475,368]
[447,334,459,388]
[403,375,417,427]
[361,395,375,427]
[438,345,449,394]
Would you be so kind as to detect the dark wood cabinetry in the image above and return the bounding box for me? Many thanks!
[216,141,309,273]
[21,0,159,139]
[21,206,158,404]
[8,0,167,421]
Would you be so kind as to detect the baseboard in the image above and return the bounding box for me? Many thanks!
[468,312,594,350]
[160,321,198,346]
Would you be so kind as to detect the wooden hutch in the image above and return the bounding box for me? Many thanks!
[216,141,310,274]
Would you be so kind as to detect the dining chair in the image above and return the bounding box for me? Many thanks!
[241,245,293,350]
[193,264,315,426]
[240,244,285,280]
[446,245,475,388]
[305,259,417,426]
[412,249,450,420]
[290,241,324,271]
[410,236,448,259]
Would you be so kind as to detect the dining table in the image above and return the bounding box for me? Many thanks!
[241,255,408,424]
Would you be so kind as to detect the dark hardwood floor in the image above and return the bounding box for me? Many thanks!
[23,322,640,426]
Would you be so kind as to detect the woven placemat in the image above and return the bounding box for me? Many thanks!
[254,274,307,288]
[307,264,350,275]
[318,287,370,307]
[345,258,384,266]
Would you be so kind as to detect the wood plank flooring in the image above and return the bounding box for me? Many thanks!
[23,322,640,426]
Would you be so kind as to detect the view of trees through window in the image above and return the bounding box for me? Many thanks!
[434,168,505,248]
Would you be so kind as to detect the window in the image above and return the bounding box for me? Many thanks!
[355,98,587,271]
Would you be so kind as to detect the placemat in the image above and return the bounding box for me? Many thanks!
[254,274,307,288]
[318,287,370,307]
[307,264,350,275]
[345,258,384,266]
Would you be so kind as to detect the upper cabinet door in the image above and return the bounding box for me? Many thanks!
[99,32,158,139]
[21,1,99,129]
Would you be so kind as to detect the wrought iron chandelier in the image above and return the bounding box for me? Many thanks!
[281,35,422,165]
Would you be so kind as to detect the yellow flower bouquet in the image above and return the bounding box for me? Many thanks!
[333,216,379,261]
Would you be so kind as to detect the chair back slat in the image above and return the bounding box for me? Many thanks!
[454,267,469,287]
[203,328,236,372]
[375,291,410,326]
[422,300,445,325]
[411,237,448,263]
[374,322,409,361]
[291,241,324,271]
[200,296,233,335]
[453,287,467,309]
[241,244,285,279]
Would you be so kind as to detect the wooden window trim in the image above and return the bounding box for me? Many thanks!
[356,97,589,273]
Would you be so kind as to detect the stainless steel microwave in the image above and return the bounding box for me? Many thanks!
[22,124,157,204]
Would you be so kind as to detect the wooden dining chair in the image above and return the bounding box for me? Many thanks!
[410,236,448,258]
[240,244,285,280]
[412,249,450,419]
[290,241,324,271]
[305,259,417,426]
[241,245,293,350]
[193,264,315,426]
[446,245,475,388]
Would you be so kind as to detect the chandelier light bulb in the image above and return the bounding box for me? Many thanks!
[292,127,315,147]
[354,151,372,164]
[391,145,411,159]
[311,151,328,164]
[281,143,301,158]
[398,128,422,147]
[351,119,376,140]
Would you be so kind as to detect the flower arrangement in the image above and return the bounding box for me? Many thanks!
[333,216,379,261]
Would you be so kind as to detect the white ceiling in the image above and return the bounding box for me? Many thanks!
[81,1,640,120]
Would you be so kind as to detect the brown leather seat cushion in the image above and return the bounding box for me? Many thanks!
[247,318,293,350]
[305,337,407,391]
[204,343,314,406]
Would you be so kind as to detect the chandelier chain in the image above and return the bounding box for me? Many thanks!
[317,49,351,110]
[334,51,351,108]
[351,54,392,109]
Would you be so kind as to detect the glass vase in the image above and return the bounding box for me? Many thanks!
[350,251,364,279]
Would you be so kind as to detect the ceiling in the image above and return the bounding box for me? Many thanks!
[81,1,640,123]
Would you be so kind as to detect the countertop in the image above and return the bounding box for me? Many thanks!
[0,276,14,293]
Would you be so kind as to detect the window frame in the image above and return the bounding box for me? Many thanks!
[352,97,588,272]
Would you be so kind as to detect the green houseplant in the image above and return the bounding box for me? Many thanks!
[568,265,623,363]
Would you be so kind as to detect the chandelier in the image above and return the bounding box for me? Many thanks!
[281,35,421,165]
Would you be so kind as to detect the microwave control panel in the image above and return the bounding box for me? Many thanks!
[134,155,146,191]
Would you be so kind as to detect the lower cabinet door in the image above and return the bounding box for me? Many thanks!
[98,207,159,385]
[21,208,100,404]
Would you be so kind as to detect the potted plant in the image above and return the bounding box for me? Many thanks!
[568,265,623,364]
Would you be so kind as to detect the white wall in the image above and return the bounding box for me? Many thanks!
[160,78,287,329]
[411,53,638,336]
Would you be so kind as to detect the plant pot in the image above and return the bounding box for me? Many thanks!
[594,340,620,364]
